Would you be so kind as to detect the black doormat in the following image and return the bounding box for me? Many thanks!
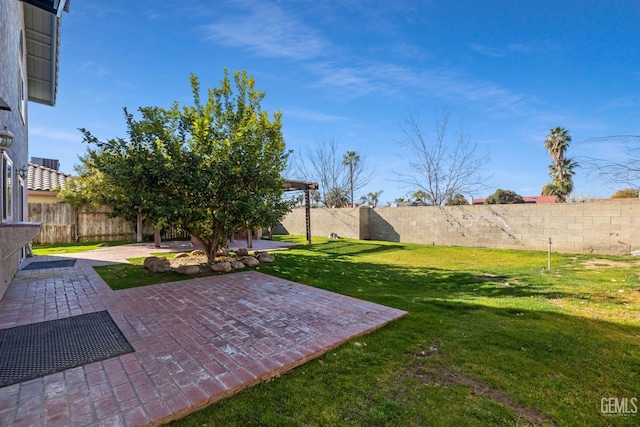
[22,259,77,270]
[0,311,134,388]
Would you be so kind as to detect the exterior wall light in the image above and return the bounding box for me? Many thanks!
[0,126,14,151]
[18,167,28,179]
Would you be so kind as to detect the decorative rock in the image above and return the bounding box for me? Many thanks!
[143,256,164,270]
[176,265,200,275]
[216,247,229,257]
[230,261,246,270]
[235,248,249,257]
[148,259,171,273]
[174,252,189,259]
[211,261,232,272]
[241,256,260,267]
[256,252,275,263]
[191,250,206,256]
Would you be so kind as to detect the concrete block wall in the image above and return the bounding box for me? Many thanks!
[275,206,368,239]
[277,200,640,255]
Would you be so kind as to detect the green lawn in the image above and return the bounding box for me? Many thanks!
[93,253,212,290]
[32,240,131,256]
[96,236,639,426]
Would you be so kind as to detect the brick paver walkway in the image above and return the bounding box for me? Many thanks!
[0,242,407,426]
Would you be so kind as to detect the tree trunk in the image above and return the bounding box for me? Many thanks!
[154,228,161,248]
[136,213,143,243]
[246,228,253,248]
[194,235,220,265]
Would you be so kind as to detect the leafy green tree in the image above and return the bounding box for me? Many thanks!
[485,189,525,204]
[610,188,639,199]
[57,154,110,209]
[445,194,469,205]
[541,127,578,202]
[77,107,183,242]
[170,70,292,262]
[74,70,291,262]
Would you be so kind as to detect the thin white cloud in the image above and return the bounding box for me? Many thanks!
[30,127,84,143]
[79,61,110,77]
[203,2,327,60]
[470,44,507,58]
[470,42,554,57]
[311,61,535,117]
[599,96,640,111]
[199,2,556,121]
[284,107,346,123]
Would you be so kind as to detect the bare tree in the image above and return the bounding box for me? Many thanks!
[396,111,490,206]
[295,136,372,207]
[582,135,640,192]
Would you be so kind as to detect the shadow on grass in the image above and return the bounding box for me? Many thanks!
[301,239,409,258]
[259,250,573,306]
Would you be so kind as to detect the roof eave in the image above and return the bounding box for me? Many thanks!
[23,2,66,106]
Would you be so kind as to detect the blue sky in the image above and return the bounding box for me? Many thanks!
[29,0,640,203]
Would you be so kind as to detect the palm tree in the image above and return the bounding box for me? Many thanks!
[342,151,360,207]
[544,127,571,164]
[325,186,349,208]
[542,127,577,202]
[411,190,432,205]
[360,190,383,208]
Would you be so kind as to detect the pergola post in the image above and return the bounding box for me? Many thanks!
[283,179,318,245]
[304,188,311,245]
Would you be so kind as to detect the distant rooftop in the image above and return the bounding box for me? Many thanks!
[27,163,71,191]
[472,195,558,205]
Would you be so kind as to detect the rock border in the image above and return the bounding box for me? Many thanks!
[143,249,276,275]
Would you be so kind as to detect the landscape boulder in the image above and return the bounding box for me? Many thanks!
[235,248,249,257]
[176,265,200,275]
[241,256,260,267]
[255,251,275,263]
[174,252,189,259]
[211,261,232,273]
[145,257,172,273]
[216,247,229,257]
[230,261,246,270]
[143,256,160,269]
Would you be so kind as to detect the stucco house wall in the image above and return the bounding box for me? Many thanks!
[0,0,69,299]
[0,0,33,296]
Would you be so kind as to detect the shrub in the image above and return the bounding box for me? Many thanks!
[485,189,525,204]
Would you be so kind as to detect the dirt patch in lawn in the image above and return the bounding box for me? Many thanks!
[582,259,640,269]
[409,363,555,426]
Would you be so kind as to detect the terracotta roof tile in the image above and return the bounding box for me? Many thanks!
[27,163,72,191]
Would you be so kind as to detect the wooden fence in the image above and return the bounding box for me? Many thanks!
[28,203,189,244]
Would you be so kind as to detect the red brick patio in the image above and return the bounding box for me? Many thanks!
[0,243,407,426]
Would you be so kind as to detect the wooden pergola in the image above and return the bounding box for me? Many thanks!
[283,179,318,244]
